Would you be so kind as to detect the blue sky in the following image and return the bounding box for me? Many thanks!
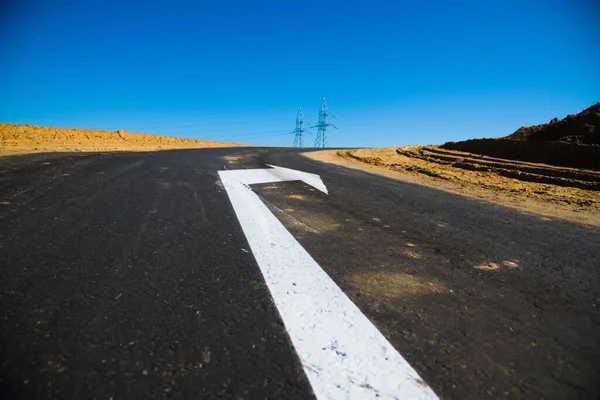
[1,0,598,147]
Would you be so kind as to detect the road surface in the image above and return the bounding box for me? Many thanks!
[1,148,599,399]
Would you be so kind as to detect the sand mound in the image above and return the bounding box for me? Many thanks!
[0,123,245,155]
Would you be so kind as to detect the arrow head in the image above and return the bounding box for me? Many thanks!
[266,165,328,195]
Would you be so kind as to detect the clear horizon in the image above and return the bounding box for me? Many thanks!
[1,0,598,147]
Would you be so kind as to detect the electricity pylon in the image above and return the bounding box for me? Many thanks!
[313,97,336,148]
[291,107,310,147]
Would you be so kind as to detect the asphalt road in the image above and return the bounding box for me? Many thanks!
[1,148,599,399]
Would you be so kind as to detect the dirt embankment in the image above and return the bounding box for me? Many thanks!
[0,123,245,155]
[441,102,600,170]
[442,139,600,170]
[306,146,600,226]
[507,102,600,145]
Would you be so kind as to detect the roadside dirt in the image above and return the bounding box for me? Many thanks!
[0,123,245,155]
[305,147,600,226]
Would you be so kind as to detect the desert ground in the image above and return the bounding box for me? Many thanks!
[307,103,600,226]
[306,146,600,226]
[0,123,244,156]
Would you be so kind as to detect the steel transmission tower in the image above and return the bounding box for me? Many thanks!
[291,107,310,147]
[313,98,336,148]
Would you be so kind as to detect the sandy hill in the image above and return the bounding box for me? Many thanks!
[507,102,600,145]
[0,123,245,155]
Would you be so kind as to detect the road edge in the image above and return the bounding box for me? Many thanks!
[301,149,600,227]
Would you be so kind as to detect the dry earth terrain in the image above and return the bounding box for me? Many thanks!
[307,102,600,226]
[442,102,600,171]
[306,146,600,226]
[0,123,244,155]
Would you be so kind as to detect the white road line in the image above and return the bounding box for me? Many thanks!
[219,166,438,400]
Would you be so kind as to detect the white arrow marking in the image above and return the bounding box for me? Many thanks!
[218,165,438,400]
